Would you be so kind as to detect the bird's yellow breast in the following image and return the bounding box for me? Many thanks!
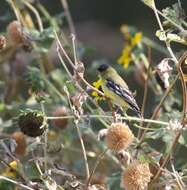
[102,83,129,109]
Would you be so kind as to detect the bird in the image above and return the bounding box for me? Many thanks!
[97,63,141,117]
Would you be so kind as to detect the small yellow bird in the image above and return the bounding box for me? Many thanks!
[97,64,141,117]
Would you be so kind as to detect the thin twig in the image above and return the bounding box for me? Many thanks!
[6,0,21,23]
[84,149,108,190]
[23,1,43,32]
[137,47,151,139]
[152,3,178,63]
[64,86,90,180]
[0,176,35,190]
[54,30,109,129]
[40,103,48,172]
[139,74,179,141]
[71,34,78,64]
[75,123,90,180]
[170,160,185,190]
[0,159,28,183]
[47,114,169,126]
[56,42,73,79]
[145,1,184,32]
[54,30,105,97]
[54,30,75,68]
[151,52,187,183]
[60,0,77,37]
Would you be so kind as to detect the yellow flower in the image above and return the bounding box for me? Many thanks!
[131,32,142,46]
[3,161,18,178]
[120,25,131,40]
[118,25,143,69]
[118,45,132,69]
[91,79,105,101]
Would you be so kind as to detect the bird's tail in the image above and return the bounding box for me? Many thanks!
[132,107,143,119]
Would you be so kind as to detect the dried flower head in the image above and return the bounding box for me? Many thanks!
[52,106,68,129]
[156,58,173,89]
[18,110,45,137]
[121,160,152,190]
[70,92,87,115]
[7,20,25,44]
[0,35,6,50]
[11,131,26,156]
[106,123,134,152]
[73,61,85,82]
[166,120,183,132]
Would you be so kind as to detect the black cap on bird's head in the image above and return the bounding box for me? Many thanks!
[97,64,110,73]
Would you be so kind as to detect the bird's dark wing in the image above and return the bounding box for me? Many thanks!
[106,78,141,116]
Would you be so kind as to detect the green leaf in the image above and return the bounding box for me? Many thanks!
[141,0,155,8]
[0,180,16,190]
[27,66,46,93]
[179,130,187,147]
[162,3,185,27]
[156,30,167,41]
[107,172,122,190]
[24,162,41,180]
[145,129,164,140]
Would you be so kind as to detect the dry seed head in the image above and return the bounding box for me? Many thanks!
[106,123,134,152]
[0,35,6,50]
[121,160,152,190]
[18,110,45,137]
[7,20,25,44]
[11,131,26,156]
[166,120,183,132]
[52,106,68,129]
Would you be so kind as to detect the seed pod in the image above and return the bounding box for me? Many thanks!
[11,131,26,156]
[18,110,45,137]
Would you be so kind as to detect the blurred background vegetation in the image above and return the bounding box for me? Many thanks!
[0,0,187,189]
